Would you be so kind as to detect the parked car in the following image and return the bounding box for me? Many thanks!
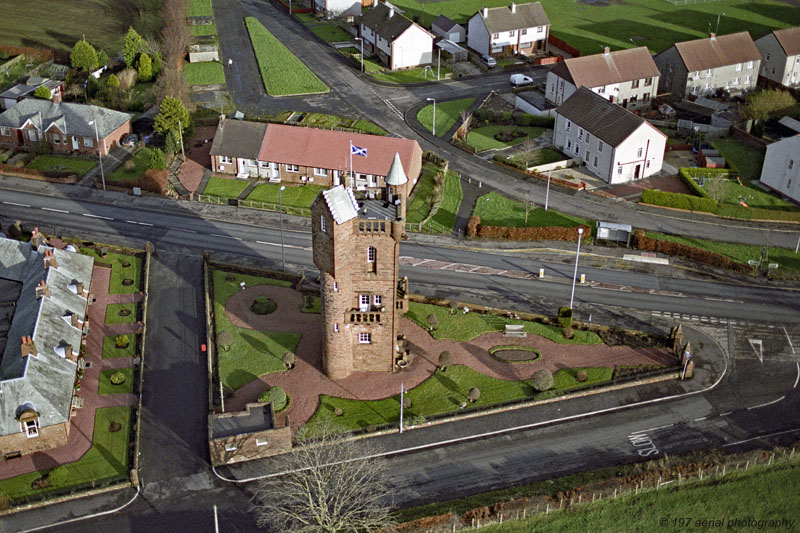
[480,54,496,68]
[509,74,534,87]
[121,133,139,147]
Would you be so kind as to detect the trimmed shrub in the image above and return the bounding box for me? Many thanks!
[258,386,288,411]
[531,369,554,391]
[438,351,452,371]
[640,189,717,213]
[109,420,122,432]
[109,371,126,385]
[115,334,130,348]
[282,351,296,369]
[47,466,69,487]
[562,326,574,339]
[123,159,136,173]
[468,387,481,402]
[576,369,588,382]
[217,330,233,351]
[426,313,438,331]
[466,216,480,238]
[633,230,754,274]
[402,396,412,409]
[334,407,343,417]
[477,224,592,242]
[251,296,277,315]
[557,306,572,328]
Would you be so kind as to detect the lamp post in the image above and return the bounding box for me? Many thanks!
[355,37,364,72]
[426,97,436,136]
[715,12,725,34]
[279,185,286,272]
[545,169,551,211]
[437,47,441,81]
[569,227,584,310]
[87,119,106,191]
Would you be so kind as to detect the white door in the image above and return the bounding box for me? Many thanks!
[237,158,247,176]
[272,163,279,179]
[333,170,340,186]
[359,294,370,312]
[71,136,79,150]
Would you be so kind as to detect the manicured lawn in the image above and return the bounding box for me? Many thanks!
[102,334,138,358]
[187,0,213,17]
[310,24,353,43]
[711,137,766,181]
[351,119,387,136]
[509,147,569,168]
[108,148,153,183]
[700,176,797,210]
[245,17,329,96]
[295,12,318,24]
[105,303,139,325]
[417,97,474,137]
[0,406,131,502]
[299,112,387,135]
[301,295,322,314]
[405,302,603,345]
[245,183,324,209]
[423,170,462,233]
[79,248,142,294]
[371,64,452,84]
[98,367,134,395]
[212,269,300,390]
[190,24,217,37]
[473,191,593,229]
[183,61,226,85]
[483,462,800,533]
[27,155,96,175]
[407,163,445,225]
[466,125,545,151]
[304,365,612,433]
[202,176,250,198]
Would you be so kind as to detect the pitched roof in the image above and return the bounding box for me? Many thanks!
[0,78,59,101]
[361,2,414,42]
[671,32,761,72]
[772,26,800,57]
[432,15,460,32]
[209,118,268,160]
[0,99,132,138]
[322,185,359,224]
[257,123,420,177]
[549,47,659,88]
[556,87,663,147]
[474,2,549,34]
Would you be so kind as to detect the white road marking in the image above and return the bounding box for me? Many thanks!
[783,326,796,356]
[3,201,30,207]
[694,416,707,421]
[748,338,763,363]
[720,412,732,416]
[256,240,278,246]
[746,396,785,410]
[125,220,139,224]
[723,427,800,447]
[82,214,113,220]
[633,423,674,434]
[137,222,153,226]
[41,207,68,213]
[210,233,230,238]
[794,362,799,389]
[439,263,456,270]
[168,227,197,233]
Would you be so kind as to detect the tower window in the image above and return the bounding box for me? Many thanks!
[334,323,339,332]
[358,333,371,344]
[374,294,382,307]
[333,281,339,291]
[367,246,376,262]
[320,215,326,233]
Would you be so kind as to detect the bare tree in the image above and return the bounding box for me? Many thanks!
[704,173,727,203]
[253,424,394,532]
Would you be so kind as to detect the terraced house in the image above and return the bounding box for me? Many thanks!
[467,2,550,58]
[0,234,93,458]
[755,26,800,88]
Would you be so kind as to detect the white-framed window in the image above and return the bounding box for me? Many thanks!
[220,155,232,164]
[286,164,300,172]
[314,167,327,176]
[320,215,326,233]
[585,133,591,144]
[358,332,371,344]
[0,126,10,136]
[617,166,623,175]
[27,129,38,142]
[705,68,713,77]
[732,77,740,86]
[593,155,598,167]
[578,128,584,141]
[586,151,591,163]
[537,26,544,33]
[766,53,770,61]
[509,30,515,37]
[643,92,650,101]
[796,56,800,64]
[52,133,60,144]
[747,60,754,69]
[598,140,604,152]
[745,75,752,84]
[788,179,793,189]
[646,160,651,169]
[521,28,527,35]
[736,63,742,72]
[333,281,338,291]
[492,33,499,39]
[374,294,382,306]
[334,323,339,332]
[566,139,572,150]
[631,79,640,89]
[644,77,653,86]
[256,438,269,447]
[559,79,564,89]
[367,246,376,263]
[359,294,370,308]
[637,147,643,157]
[565,120,571,132]
[23,419,39,438]
[597,85,605,94]
[575,145,581,156]
[704,83,710,90]
[259,161,269,168]
[83,136,93,147]
[225,443,237,452]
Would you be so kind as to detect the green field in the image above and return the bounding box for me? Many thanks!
[0,0,162,51]
[98,367,134,395]
[79,248,142,294]
[417,98,474,137]
[466,125,545,151]
[382,0,800,55]
[108,148,153,183]
[27,155,97,175]
[423,170,462,233]
[245,183,324,208]
[202,176,250,198]
[473,191,593,229]
[183,61,226,86]
[244,17,329,96]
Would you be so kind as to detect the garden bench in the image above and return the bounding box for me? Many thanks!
[503,324,527,338]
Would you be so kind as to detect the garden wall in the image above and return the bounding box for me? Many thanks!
[730,126,767,153]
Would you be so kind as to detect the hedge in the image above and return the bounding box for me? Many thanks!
[477,224,592,241]
[472,108,554,128]
[640,189,717,213]
[677,167,732,199]
[633,230,753,274]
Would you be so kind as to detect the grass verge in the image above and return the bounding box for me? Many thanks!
[310,24,353,43]
[104,303,138,325]
[473,191,593,230]
[371,65,452,84]
[98,367,134,394]
[423,169,462,232]
[102,334,138,358]
[202,176,250,198]
[416,97,474,136]
[183,61,226,85]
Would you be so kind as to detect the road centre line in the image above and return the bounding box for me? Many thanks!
[82,213,113,220]
[720,412,732,416]
[137,222,153,226]
[722,427,800,448]
[694,416,707,421]
[41,207,68,213]
[210,233,230,238]
[256,240,278,246]
[632,423,674,434]
[3,201,30,207]
[746,396,786,410]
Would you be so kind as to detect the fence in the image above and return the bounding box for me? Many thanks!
[0,54,25,76]
[131,243,153,483]
[547,35,580,58]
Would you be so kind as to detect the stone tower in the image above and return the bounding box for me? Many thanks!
[311,153,410,379]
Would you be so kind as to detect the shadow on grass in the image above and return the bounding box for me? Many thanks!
[227,369,258,390]
[738,4,800,30]
[433,372,466,407]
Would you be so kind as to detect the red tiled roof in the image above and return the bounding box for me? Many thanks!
[257,124,420,177]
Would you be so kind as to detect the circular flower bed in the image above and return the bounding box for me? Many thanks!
[108,421,122,432]
[251,296,277,315]
[118,309,131,317]
[259,386,289,412]
[489,345,542,363]
[121,278,134,286]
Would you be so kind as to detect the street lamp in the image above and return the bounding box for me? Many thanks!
[87,119,106,191]
[426,97,436,136]
[437,47,441,81]
[355,37,364,72]
[569,227,584,310]
[545,169,551,211]
[279,185,286,272]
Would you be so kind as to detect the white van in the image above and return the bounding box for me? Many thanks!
[509,74,534,87]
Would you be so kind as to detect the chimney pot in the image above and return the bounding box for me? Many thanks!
[709,32,716,39]
[483,6,488,17]
[388,6,394,17]
[511,2,516,13]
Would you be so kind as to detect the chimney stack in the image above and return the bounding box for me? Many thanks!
[483,6,488,17]
[388,6,394,18]
[71,313,84,329]
[603,46,610,55]
[43,249,58,270]
[30,227,45,250]
[510,2,516,14]
[35,279,51,299]
[21,336,37,358]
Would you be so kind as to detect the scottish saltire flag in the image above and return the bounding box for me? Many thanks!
[351,144,367,157]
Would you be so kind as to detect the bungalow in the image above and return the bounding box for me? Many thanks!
[431,15,466,44]
[0,234,94,458]
[654,32,762,98]
[209,118,423,198]
[467,2,549,58]
[553,87,666,184]
[755,27,800,88]
[546,47,660,110]
[0,77,63,110]
[360,2,434,70]
[760,134,800,204]
[0,99,132,157]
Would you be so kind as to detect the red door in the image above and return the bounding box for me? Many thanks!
[16,130,24,145]
[634,164,641,179]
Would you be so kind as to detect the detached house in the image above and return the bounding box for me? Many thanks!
[553,87,666,184]
[209,119,422,198]
[360,2,434,70]
[760,134,800,204]
[467,2,549,58]
[546,47,660,109]
[0,99,132,156]
[654,32,762,98]
[755,27,800,88]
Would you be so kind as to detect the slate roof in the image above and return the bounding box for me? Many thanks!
[0,99,132,138]
[0,238,93,437]
[209,118,268,160]
[549,47,659,88]
[772,26,800,57]
[361,2,415,42]
[556,87,664,147]
[670,32,761,72]
[0,78,60,101]
[475,2,549,34]
[432,15,460,32]
[322,185,359,225]
[209,403,274,439]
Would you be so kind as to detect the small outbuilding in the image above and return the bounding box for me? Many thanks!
[431,15,466,44]
[596,221,632,247]
[188,44,220,63]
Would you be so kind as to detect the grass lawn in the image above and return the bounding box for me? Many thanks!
[509,147,568,168]
[417,97,474,137]
[645,232,800,272]
[102,334,138,358]
[423,170,462,233]
[202,176,250,198]
[301,295,322,314]
[483,462,800,533]
[79,248,142,294]
[187,0,213,17]
[371,64,452,84]
[310,24,353,43]
[108,147,152,183]
[98,367,134,395]
[105,303,139,325]
[407,163,445,225]
[466,125,545,151]
[27,155,96,175]
[295,12,318,24]
[183,61,226,86]
[212,269,300,390]
[711,137,766,180]
[0,406,131,502]
[405,302,603,345]
[299,112,387,135]
[351,119,387,136]
[190,24,217,37]
[304,365,612,433]
[700,177,798,210]
[245,183,324,208]
[473,191,593,230]
[245,17,329,96]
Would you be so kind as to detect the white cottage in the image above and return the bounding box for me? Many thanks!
[360,2,434,70]
[467,2,549,58]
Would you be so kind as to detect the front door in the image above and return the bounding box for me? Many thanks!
[238,158,247,176]
[17,130,24,146]
[71,136,78,150]
[271,163,279,179]
[333,170,340,186]
[634,164,641,179]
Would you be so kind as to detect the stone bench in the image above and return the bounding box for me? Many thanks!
[503,324,527,338]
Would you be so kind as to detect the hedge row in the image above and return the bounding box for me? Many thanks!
[451,137,477,154]
[477,224,591,241]
[677,167,730,199]
[114,169,169,195]
[0,163,74,180]
[640,189,717,213]
[633,230,753,274]
[715,203,800,222]
[472,108,554,128]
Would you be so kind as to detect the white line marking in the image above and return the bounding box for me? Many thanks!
[783,326,796,356]
[256,240,278,246]
[794,362,799,389]
[720,412,732,416]
[20,486,141,533]
[137,222,153,226]
[82,213,113,220]
[722,427,800,447]
[630,423,674,435]
[125,220,139,224]
[41,207,68,213]
[168,227,197,233]
[694,416,707,421]
[230,236,242,241]
[210,233,229,238]
[439,263,456,270]
[3,201,30,207]
[746,396,786,410]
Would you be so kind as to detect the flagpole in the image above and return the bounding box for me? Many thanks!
[349,139,353,187]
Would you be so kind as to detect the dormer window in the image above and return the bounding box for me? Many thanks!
[17,406,39,438]
[24,419,39,438]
